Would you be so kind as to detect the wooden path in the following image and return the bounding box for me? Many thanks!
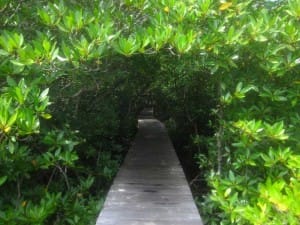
[96,111,203,225]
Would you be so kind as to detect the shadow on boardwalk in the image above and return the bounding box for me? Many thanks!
[96,109,203,225]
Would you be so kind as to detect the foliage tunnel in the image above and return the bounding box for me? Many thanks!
[0,0,300,224]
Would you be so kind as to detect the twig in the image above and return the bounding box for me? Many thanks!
[46,167,57,191]
[55,164,70,190]
[189,174,202,186]
[3,2,23,27]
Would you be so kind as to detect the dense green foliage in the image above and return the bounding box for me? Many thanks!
[0,0,299,224]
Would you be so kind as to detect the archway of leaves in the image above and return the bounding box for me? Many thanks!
[0,0,299,224]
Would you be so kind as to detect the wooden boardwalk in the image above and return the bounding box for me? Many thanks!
[96,112,203,225]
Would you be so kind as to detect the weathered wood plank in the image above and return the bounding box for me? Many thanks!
[96,116,203,225]
[98,219,202,225]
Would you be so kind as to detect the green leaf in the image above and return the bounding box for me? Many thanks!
[10,59,25,66]
[6,76,17,87]
[37,9,51,25]
[113,36,139,57]
[39,88,49,102]
[7,112,18,127]
[224,188,232,197]
[264,121,289,140]
[41,113,52,119]
[42,39,51,52]
[8,141,14,154]
[0,176,7,186]
[287,0,300,17]
[0,49,9,56]
[14,87,24,104]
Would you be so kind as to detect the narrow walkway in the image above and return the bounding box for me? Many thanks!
[96,112,203,225]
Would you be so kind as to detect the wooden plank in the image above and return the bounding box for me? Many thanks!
[97,220,202,225]
[96,117,203,225]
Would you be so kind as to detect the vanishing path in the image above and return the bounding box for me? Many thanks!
[96,111,203,225]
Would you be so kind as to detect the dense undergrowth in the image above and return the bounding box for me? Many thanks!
[1,0,300,224]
